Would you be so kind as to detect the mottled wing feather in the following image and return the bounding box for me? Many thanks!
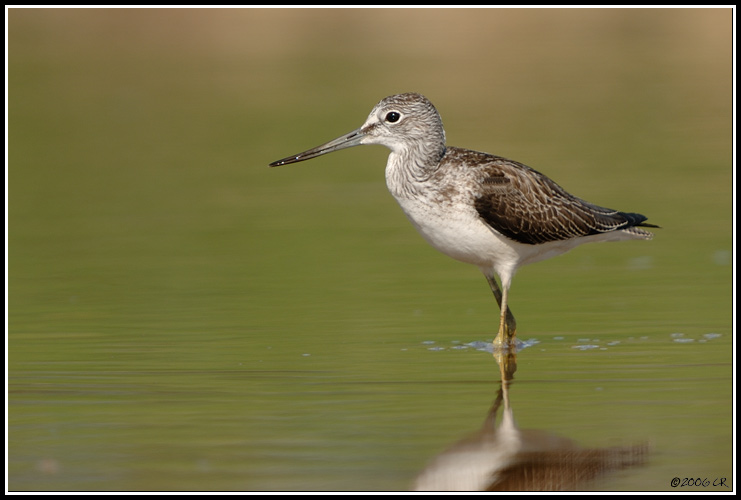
[471,156,650,245]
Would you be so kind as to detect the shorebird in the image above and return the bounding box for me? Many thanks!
[269,93,657,347]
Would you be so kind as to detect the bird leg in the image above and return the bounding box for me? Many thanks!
[484,275,517,347]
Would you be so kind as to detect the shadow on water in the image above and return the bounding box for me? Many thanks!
[413,348,648,491]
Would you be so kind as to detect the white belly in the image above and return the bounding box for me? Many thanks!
[385,154,523,278]
[394,192,522,271]
[394,193,609,283]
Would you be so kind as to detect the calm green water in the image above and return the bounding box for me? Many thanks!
[8,8,733,492]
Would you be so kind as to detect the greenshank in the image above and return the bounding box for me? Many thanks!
[269,93,657,347]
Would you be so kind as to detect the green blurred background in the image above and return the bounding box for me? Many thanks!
[8,8,733,492]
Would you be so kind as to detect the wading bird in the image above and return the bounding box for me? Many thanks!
[270,93,656,348]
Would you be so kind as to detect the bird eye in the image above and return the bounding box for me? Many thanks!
[385,111,401,123]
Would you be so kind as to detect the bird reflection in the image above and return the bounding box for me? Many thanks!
[413,351,647,491]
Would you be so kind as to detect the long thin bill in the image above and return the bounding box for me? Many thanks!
[269,127,365,167]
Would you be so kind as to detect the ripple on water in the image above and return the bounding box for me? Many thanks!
[417,332,722,353]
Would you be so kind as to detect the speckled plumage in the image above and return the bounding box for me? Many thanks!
[270,92,657,347]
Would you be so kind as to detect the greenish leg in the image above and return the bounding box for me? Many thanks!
[484,274,517,347]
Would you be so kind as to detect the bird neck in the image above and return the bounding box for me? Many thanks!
[385,142,446,199]
[397,137,446,175]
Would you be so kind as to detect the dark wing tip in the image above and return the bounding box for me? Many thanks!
[619,212,660,229]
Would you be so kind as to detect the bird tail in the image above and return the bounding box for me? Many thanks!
[620,212,659,239]
[621,211,660,229]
